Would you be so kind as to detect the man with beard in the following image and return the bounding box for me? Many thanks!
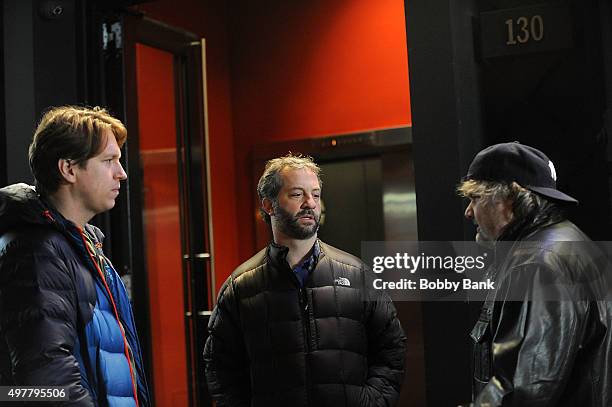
[204,154,406,407]
[458,142,612,406]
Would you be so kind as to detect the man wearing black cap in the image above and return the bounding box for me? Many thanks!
[458,142,612,406]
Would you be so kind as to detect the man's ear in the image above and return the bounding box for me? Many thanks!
[498,199,514,225]
[57,159,77,184]
[262,198,274,217]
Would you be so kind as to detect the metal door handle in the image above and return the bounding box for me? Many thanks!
[182,253,211,260]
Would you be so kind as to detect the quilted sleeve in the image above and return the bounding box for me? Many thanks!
[0,237,94,406]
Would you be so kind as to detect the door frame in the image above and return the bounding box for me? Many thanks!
[104,13,213,406]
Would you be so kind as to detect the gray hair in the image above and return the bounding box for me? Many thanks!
[457,179,519,207]
[257,153,322,224]
[458,179,564,239]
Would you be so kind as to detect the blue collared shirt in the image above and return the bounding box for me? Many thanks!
[293,240,320,287]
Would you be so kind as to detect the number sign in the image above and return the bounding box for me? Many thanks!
[479,4,573,59]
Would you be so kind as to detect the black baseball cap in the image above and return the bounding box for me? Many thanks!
[465,142,578,204]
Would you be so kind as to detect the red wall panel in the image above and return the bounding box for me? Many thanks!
[135,43,189,407]
[137,0,411,294]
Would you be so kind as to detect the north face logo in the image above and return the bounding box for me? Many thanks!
[334,277,351,287]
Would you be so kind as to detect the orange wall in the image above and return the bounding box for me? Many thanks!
[136,0,411,293]
[230,0,411,263]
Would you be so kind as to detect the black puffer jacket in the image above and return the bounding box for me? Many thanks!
[472,220,612,406]
[204,241,406,407]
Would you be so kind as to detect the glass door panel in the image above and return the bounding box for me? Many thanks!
[135,43,189,407]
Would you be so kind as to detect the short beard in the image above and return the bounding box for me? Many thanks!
[272,202,319,240]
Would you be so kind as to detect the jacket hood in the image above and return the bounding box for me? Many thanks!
[0,183,49,235]
[0,183,106,249]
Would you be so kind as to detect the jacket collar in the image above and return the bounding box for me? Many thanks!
[0,183,105,250]
[267,239,324,270]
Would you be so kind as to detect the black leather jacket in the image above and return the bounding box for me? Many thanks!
[204,240,406,407]
[472,220,612,406]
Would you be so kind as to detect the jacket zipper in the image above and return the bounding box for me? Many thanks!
[299,286,312,406]
[79,229,140,407]
[286,256,313,405]
[299,288,311,352]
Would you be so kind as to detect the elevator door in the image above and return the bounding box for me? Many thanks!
[317,157,384,256]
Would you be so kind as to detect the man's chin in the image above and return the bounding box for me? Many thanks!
[475,232,494,249]
[296,228,317,240]
[289,225,318,240]
[99,200,117,214]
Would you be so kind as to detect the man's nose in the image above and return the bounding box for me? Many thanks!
[116,162,128,180]
[464,201,473,219]
[302,194,317,208]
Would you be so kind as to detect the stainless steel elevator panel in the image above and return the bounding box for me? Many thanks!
[318,157,384,257]
[382,149,418,241]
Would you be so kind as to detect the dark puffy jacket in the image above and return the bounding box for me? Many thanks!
[204,240,406,407]
[472,220,612,406]
[0,184,150,406]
